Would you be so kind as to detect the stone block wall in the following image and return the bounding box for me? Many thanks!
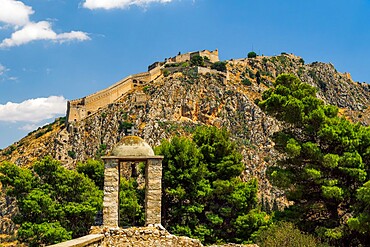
[145,158,162,225]
[66,71,155,123]
[102,159,119,227]
[91,226,203,247]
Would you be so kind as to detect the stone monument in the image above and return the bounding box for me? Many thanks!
[102,136,163,227]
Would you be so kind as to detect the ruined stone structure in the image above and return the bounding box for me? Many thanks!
[67,50,219,122]
[48,226,256,247]
[48,226,204,247]
[102,136,163,227]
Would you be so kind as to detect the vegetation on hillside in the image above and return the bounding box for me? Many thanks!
[259,74,370,246]
[0,157,102,246]
[255,221,328,247]
[156,126,270,244]
[2,70,370,246]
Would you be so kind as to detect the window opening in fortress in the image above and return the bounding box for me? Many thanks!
[119,161,146,227]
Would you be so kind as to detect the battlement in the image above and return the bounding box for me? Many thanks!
[67,50,219,123]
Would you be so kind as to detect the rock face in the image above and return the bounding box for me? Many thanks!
[1,53,370,237]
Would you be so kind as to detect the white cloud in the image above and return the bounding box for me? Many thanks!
[0,96,67,123]
[0,0,34,26]
[0,64,8,75]
[19,123,39,131]
[57,30,91,43]
[83,0,173,10]
[0,0,90,48]
[0,21,90,48]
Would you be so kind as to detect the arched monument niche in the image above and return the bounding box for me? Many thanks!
[102,136,163,228]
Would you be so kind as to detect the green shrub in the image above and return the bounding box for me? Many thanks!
[255,222,327,247]
[242,78,252,86]
[3,145,16,156]
[118,121,133,134]
[163,69,170,77]
[248,51,257,58]
[155,126,270,244]
[77,159,104,190]
[119,178,145,227]
[190,55,205,67]
[96,144,107,158]
[211,61,227,72]
[143,85,150,93]
[181,62,189,67]
[67,150,76,159]
[0,157,103,246]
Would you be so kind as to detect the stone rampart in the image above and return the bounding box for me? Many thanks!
[67,50,218,123]
[67,71,156,123]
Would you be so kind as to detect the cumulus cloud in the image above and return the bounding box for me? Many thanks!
[83,0,173,10]
[0,21,90,48]
[0,0,90,48]
[0,0,34,26]
[0,96,67,123]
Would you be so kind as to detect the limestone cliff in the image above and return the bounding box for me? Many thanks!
[1,53,370,236]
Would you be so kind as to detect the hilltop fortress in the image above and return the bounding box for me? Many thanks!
[67,49,219,122]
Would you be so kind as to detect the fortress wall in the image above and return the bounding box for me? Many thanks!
[174,54,191,63]
[149,66,162,79]
[198,50,219,63]
[67,50,220,123]
[67,71,156,122]
[196,67,227,79]
[67,99,87,122]
[85,79,133,114]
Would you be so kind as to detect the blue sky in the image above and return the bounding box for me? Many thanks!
[0,0,369,148]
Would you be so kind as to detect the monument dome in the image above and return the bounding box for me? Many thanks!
[111,136,154,156]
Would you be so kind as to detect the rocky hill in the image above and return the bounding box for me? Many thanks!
[1,52,370,237]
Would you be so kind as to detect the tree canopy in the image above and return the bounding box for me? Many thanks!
[259,73,370,246]
[248,51,257,58]
[0,157,103,246]
[156,126,270,244]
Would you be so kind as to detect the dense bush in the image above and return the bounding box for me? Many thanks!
[211,61,227,72]
[190,55,205,67]
[77,159,104,190]
[247,51,257,58]
[0,157,103,246]
[119,177,145,227]
[156,126,270,244]
[242,78,252,86]
[255,222,327,247]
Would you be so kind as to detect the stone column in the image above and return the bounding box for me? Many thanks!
[103,158,120,227]
[145,158,163,226]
